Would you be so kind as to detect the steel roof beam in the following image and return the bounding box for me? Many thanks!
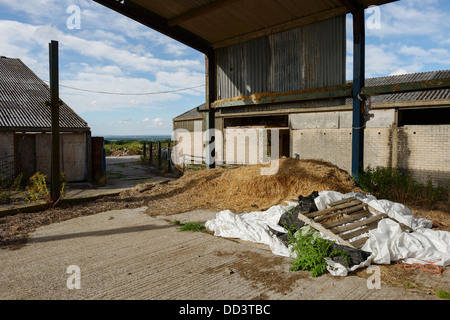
[168,0,239,27]
[93,0,213,54]
[339,0,363,13]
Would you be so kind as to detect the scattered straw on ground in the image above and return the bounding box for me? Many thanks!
[119,158,361,217]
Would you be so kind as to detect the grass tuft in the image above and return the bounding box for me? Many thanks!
[178,221,206,232]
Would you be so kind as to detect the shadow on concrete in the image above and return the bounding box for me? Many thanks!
[29,223,176,244]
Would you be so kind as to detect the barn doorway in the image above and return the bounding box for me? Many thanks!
[223,115,290,162]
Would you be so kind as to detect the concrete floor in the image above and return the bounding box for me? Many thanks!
[1,156,448,305]
[0,206,445,301]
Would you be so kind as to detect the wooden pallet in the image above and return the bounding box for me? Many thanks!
[296,197,412,249]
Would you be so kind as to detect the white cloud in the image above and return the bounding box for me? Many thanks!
[117,117,132,125]
[0,18,205,115]
[398,45,450,65]
[389,68,414,76]
[366,0,450,42]
[346,1,450,79]
[152,118,164,127]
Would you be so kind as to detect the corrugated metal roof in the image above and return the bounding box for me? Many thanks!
[0,57,89,130]
[97,0,396,51]
[173,104,204,120]
[175,70,450,121]
[346,70,450,104]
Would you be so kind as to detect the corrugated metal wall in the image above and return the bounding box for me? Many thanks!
[216,16,346,105]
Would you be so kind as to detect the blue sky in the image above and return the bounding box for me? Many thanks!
[0,0,449,136]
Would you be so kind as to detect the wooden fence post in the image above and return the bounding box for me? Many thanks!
[149,142,153,165]
[143,142,146,160]
[158,141,162,168]
[167,139,171,168]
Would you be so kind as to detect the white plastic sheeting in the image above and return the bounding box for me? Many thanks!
[205,191,450,277]
[205,205,293,257]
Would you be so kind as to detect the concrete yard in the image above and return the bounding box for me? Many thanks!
[0,206,447,301]
[1,156,448,304]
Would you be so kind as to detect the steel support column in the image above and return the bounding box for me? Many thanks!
[205,53,216,169]
[49,40,61,201]
[351,8,366,178]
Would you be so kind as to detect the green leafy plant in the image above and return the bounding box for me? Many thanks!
[178,221,206,232]
[24,172,67,208]
[288,230,350,277]
[282,208,350,277]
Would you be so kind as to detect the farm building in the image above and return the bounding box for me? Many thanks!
[0,56,92,183]
[173,70,450,187]
[95,0,449,186]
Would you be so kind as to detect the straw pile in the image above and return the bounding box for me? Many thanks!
[120,158,362,217]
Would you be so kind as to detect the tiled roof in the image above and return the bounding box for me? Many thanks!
[0,56,89,130]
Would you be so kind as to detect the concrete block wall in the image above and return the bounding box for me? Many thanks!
[292,128,352,172]
[397,125,450,186]
[290,111,450,186]
[291,127,393,175]
[290,110,395,174]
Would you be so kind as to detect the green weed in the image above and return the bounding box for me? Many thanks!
[355,166,448,204]
[178,221,206,232]
[24,172,67,208]
[436,290,450,300]
[283,208,350,277]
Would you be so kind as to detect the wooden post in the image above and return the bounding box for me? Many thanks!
[167,139,171,168]
[143,142,147,160]
[49,40,60,201]
[149,142,153,165]
[158,141,162,168]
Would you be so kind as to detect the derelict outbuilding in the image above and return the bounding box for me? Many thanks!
[0,56,92,182]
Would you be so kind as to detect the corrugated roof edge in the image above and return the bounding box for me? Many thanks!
[15,58,90,129]
[0,56,90,130]
[174,69,450,121]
